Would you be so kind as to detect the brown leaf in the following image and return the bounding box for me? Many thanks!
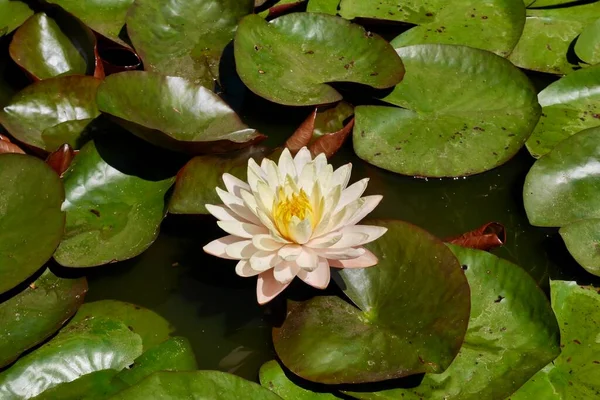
[309,118,354,158]
[46,144,76,177]
[0,134,25,154]
[445,222,506,251]
[285,108,317,153]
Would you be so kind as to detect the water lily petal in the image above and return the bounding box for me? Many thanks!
[315,247,365,260]
[332,163,352,192]
[226,240,257,259]
[262,158,281,188]
[222,173,250,197]
[236,260,260,277]
[329,249,378,268]
[205,204,246,222]
[278,148,297,179]
[256,180,275,212]
[253,234,285,251]
[298,162,316,192]
[339,225,388,246]
[250,250,282,272]
[335,178,369,213]
[217,221,268,239]
[297,257,330,289]
[305,231,343,248]
[296,248,318,271]
[288,217,312,244]
[247,158,266,193]
[293,147,311,173]
[278,244,303,261]
[203,235,242,259]
[273,261,300,284]
[216,187,260,224]
[313,153,327,174]
[329,232,369,248]
[345,195,383,226]
[257,269,290,305]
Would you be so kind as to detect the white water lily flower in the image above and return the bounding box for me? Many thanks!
[203,147,386,304]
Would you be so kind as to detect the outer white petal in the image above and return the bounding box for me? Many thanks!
[338,225,388,246]
[278,244,303,261]
[222,173,250,197]
[273,261,300,284]
[250,250,282,272]
[329,249,378,268]
[332,163,352,192]
[205,204,246,223]
[335,178,369,213]
[247,158,266,193]
[297,258,330,289]
[296,248,318,271]
[203,235,242,259]
[216,187,260,224]
[257,269,290,305]
[278,148,297,179]
[293,147,312,173]
[288,217,312,244]
[314,247,365,260]
[345,195,383,227]
[236,260,260,277]
[253,234,285,251]
[329,232,369,249]
[217,221,268,239]
[313,153,327,174]
[225,240,257,259]
[305,231,343,248]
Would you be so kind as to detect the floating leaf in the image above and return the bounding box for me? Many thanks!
[0,134,24,154]
[445,222,506,251]
[510,281,600,399]
[560,219,600,277]
[347,246,560,400]
[46,143,76,177]
[0,0,33,36]
[524,126,600,227]
[353,44,540,177]
[126,0,253,88]
[168,146,270,215]
[313,102,354,137]
[0,76,101,151]
[0,317,142,399]
[0,154,65,294]
[306,0,339,13]
[508,2,600,74]
[47,0,134,46]
[274,220,470,384]
[259,0,306,19]
[0,269,87,368]
[576,18,600,66]
[234,13,404,106]
[118,337,198,386]
[96,71,264,153]
[259,360,343,399]
[70,300,173,351]
[108,371,283,399]
[53,140,175,267]
[30,370,127,400]
[525,65,600,159]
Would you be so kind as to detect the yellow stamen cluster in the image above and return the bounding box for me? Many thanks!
[273,187,313,240]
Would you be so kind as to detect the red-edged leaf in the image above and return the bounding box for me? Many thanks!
[267,1,305,18]
[95,33,141,76]
[445,222,506,251]
[0,134,25,154]
[309,117,354,158]
[285,108,316,153]
[46,143,76,177]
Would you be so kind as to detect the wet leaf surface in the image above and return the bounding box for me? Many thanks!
[0,0,33,36]
[445,222,506,251]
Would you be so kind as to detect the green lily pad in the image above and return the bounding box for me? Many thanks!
[71,300,173,351]
[168,146,270,215]
[96,71,264,154]
[0,76,101,150]
[527,0,573,6]
[353,44,540,177]
[259,360,343,399]
[510,281,600,399]
[576,18,600,66]
[0,154,65,294]
[339,0,525,57]
[118,337,197,386]
[126,0,253,88]
[508,2,600,74]
[9,13,86,80]
[274,220,470,384]
[0,0,33,36]
[347,245,560,400]
[234,13,404,106]
[0,316,143,399]
[525,65,600,159]
[30,370,127,400]
[47,0,133,45]
[313,101,354,137]
[108,371,283,399]
[41,119,97,151]
[306,0,339,13]
[0,269,87,368]
[560,219,600,277]
[524,126,600,227]
[53,140,175,267]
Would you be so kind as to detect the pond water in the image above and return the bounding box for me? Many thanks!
[66,87,600,383]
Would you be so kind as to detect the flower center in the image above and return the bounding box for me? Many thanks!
[273,187,313,240]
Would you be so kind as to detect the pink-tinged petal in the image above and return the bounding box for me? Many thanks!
[222,173,250,197]
[314,247,365,260]
[335,178,369,213]
[305,231,343,248]
[331,163,352,192]
[293,147,312,172]
[288,217,312,244]
[278,244,303,261]
[329,249,378,268]
[253,234,286,251]
[296,248,318,271]
[205,204,245,222]
[329,232,369,248]
[236,260,259,277]
[273,261,300,284]
[345,195,383,226]
[257,270,290,305]
[225,240,257,259]
[203,236,243,259]
[217,221,268,239]
[339,225,388,246]
[297,258,331,289]
[250,250,282,272]
[278,148,297,179]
